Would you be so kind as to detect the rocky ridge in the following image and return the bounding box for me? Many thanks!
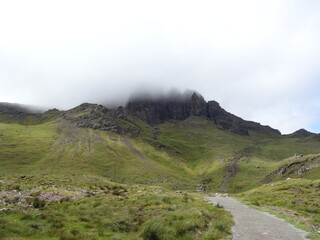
[263,154,320,183]
[0,103,35,122]
[61,103,141,137]
[125,91,281,136]
[288,129,315,138]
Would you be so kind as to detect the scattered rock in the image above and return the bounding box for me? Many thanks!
[263,155,320,183]
[197,185,206,192]
[290,154,303,161]
[215,193,229,197]
[0,208,10,211]
[289,187,304,194]
[0,188,113,208]
[151,128,161,139]
[61,103,140,137]
[216,156,224,163]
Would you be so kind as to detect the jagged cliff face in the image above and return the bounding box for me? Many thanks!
[0,91,282,136]
[125,92,281,136]
[61,103,141,137]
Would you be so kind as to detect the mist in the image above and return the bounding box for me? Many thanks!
[0,0,320,133]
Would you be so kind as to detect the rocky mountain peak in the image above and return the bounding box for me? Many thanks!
[190,92,207,116]
[125,90,281,136]
[291,129,315,138]
[61,103,140,137]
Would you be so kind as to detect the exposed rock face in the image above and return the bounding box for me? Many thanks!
[125,92,193,123]
[190,93,207,116]
[262,155,320,183]
[62,103,140,137]
[125,91,280,136]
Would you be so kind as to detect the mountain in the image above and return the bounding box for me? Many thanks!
[1,90,320,238]
[0,102,49,124]
[0,102,36,122]
[0,91,319,193]
[287,128,315,138]
[285,128,320,142]
[125,91,281,136]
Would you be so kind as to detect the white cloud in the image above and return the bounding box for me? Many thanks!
[0,0,319,133]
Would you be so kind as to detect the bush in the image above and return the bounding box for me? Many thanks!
[216,203,223,208]
[12,184,21,191]
[183,194,189,203]
[20,213,34,221]
[0,218,8,230]
[32,197,46,209]
[141,220,175,240]
[252,200,260,206]
[57,230,85,240]
[162,196,172,204]
[214,221,230,234]
[60,197,70,203]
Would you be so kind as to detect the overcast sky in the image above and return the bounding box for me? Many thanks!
[0,0,319,133]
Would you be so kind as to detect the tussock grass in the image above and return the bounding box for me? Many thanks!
[0,181,233,240]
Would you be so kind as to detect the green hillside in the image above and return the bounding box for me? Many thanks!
[236,176,320,238]
[1,102,320,239]
[1,104,319,192]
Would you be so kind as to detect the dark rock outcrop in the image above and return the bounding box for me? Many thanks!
[125,91,280,136]
[262,155,320,183]
[62,103,140,137]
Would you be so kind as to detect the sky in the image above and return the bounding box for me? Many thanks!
[0,0,319,134]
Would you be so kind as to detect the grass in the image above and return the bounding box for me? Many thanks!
[1,114,320,192]
[147,117,320,192]
[0,121,197,190]
[235,178,320,239]
[1,107,320,239]
[0,176,233,240]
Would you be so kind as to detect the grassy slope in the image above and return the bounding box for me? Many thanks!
[0,175,233,240]
[1,115,320,192]
[235,177,320,239]
[0,119,196,190]
[149,117,320,192]
[1,112,320,239]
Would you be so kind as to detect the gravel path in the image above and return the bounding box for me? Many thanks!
[208,197,310,240]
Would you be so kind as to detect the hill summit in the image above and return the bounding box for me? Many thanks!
[125,91,281,136]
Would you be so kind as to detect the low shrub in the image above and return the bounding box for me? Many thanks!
[32,197,46,209]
